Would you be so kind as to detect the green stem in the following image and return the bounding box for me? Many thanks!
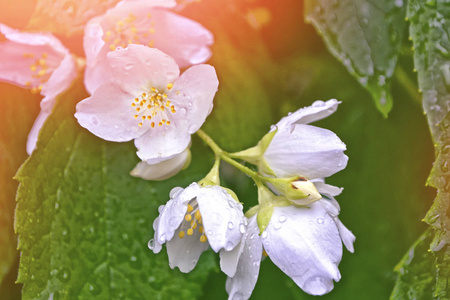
[395,65,422,105]
[196,129,262,181]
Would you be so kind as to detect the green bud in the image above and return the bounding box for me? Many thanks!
[266,176,322,205]
[229,129,278,167]
[257,203,274,233]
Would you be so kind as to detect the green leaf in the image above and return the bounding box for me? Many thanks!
[0,83,40,294]
[390,229,436,300]
[15,78,216,299]
[304,0,407,116]
[407,1,450,298]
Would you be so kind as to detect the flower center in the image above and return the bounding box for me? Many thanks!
[104,13,156,51]
[178,202,208,243]
[23,52,50,94]
[131,84,176,128]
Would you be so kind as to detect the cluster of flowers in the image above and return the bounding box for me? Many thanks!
[0,0,354,298]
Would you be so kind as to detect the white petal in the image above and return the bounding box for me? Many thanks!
[166,224,209,273]
[226,216,262,300]
[196,186,245,253]
[264,124,348,179]
[26,110,50,155]
[130,148,190,180]
[335,218,355,253]
[220,240,244,277]
[150,215,163,253]
[264,204,343,296]
[156,183,201,243]
[276,99,340,128]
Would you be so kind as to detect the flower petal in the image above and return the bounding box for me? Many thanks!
[276,99,340,128]
[264,204,343,296]
[40,54,77,111]
[264,124,348,179]
[134,124,191,164]
[166,224,209,273]
[156,183,201,243]
[196,186,245,253]
[75,82,149,142]
[169,64,218,134]
[0,24,67,88]
[335,218,355,253]
[226,216,262,300]
[147,9,213,68]
[108,45,180,95]
[26,110,51,155]
[83,20,109,94]
[130,147,191,180]
[219,239,245,278]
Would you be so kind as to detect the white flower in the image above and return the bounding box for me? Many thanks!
[233,99,348,180]
[75,45,218,165]
[226,186,355,299]
[264,99,348,179]
[149,183,247,277]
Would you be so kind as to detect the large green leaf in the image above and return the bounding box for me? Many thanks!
[390,229,436,300]
[15,79,216,299]
[0,83,40,296]
[401,0,450,298]
[304,0,407,116]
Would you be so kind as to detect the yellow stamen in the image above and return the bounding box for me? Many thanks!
[167,83,173,90]
[179,231,185,239]
[185,214,192,222]
[187,204,194,212]
[138,122,143,127]
[195,210,201,220]
[200,235,207,243]
[187,228,194,236]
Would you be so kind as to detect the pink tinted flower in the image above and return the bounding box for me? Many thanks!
[75,45,218,164]
[84,0,213,94]
[0,24,77,154]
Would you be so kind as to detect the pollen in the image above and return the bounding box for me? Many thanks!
[187,204,194,212]
[130,86,176,128]
[179,231,185,239]
[200,235,207,243]
[187,228,194,236]
[185,214,192,222]
[167,83,173,89]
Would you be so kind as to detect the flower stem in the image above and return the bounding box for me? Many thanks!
[196,129,261,181]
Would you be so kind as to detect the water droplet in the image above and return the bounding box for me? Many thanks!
[226,242,234,251]
[228,222,234,229]
[253,260,260,267]
[207,230,213,236]
[395,0,403,7]
[124,63,134,70]
[274,222,282,230]
[303,276,328,295]
[239,224,246,234]
[57,268,71,283]
[159,234,166,242]
[180,108,186,115]
[88,283,102,296]
[188,102,192,107]
[148,239,155,250]
[317,218,324,224]
[261,231,268,239]
[169,217,178,229]
[278,215,286,223]
[312,100,325,107]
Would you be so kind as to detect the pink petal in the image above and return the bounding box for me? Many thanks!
[107,45,180,95]
[147,9,213,68]
[27,110,51,155]
[40,54,77,112]
[75,82,149,142]
[169,64,218,134]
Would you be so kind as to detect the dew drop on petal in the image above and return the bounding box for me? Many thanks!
[228,222,234,229]
[148,239,155,250]
[274,222,282,230]
[261,231,268,239]
[226,242,234,251]
[159,234,166,242]
[279,215,287,223]
[158,205,165,213]
[317,218,324,224]
[239,224,246,234]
